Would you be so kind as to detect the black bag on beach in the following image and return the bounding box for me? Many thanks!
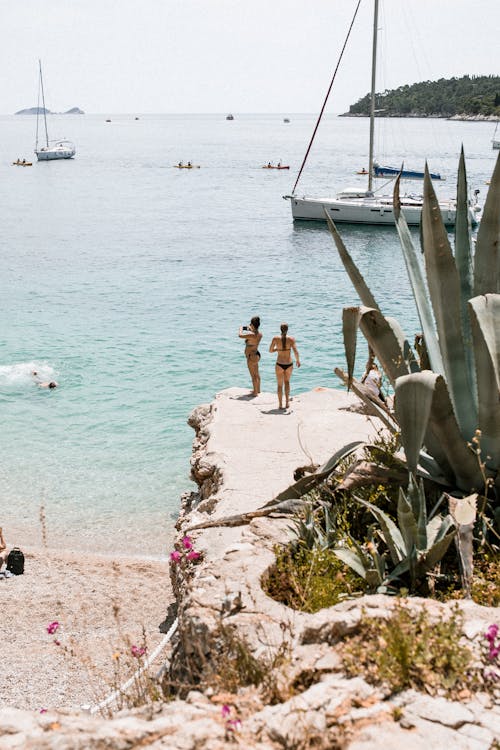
[6,547,25,575]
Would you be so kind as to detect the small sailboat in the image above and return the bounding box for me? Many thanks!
[492,122,500,150]
[284,0,477,227]
[34,60,75,161]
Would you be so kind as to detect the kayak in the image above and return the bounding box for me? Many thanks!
[262,165,290,170]
[13,160,33,167]
[173,165,200,169]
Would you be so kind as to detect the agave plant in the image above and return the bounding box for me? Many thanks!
[334,475,457,593]
[327,148,500,498]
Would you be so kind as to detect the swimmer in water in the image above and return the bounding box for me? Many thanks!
[32,371,58,388]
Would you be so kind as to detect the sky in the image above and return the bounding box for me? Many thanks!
[1,0,498,114]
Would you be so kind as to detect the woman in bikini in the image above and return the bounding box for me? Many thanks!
[238,316,263,396]
[269,322,300,409]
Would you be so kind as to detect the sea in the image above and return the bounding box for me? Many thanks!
[0,113,496,557]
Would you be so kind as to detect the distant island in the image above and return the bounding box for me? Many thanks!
[342,75,500,119]
[15,106,84,115]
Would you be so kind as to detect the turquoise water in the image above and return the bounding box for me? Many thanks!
[0,113,495,555]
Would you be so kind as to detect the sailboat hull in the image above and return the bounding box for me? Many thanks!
[36,146,75,161]
[286,194,477,227]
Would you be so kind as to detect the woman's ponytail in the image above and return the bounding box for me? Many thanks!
[280,322,288,350]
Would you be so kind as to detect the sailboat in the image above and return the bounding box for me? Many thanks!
[34,60,75,161]
[284,0,478,227]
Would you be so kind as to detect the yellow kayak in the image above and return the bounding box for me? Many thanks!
[13,160,32,167]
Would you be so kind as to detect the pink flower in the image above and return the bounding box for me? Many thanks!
[226,718,242,732]
[131,645,147,658]
[169,550,182,563]
[182,535,193,550]
[486,624,499,642]
[489,645,500,661]
[47,621,59,635]
[221,704,231,718]
[40,708,48,714]
[187,550,201,562]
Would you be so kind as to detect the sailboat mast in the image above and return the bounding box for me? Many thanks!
[367,0,379,194]
[39,59,49,148]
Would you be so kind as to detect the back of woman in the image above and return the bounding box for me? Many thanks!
[269,323,300,409]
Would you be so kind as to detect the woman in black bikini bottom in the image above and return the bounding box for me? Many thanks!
[269,323,301,409]
[239,316,263,396]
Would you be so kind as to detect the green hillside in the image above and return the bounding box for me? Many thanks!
[346,75,500,118]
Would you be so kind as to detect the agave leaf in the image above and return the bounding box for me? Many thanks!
[416,451,450,484]
[334,367,398,433]
[325,212,380,310]
[415,477,428,550]
[355,497,405,565]
[394,372,435,474]
[426,514,445,548]
[429,514,456,546]
[370,546,387,584]
[455,147,474,303]
[317,441,365,475]
[393,176,445,376]
[448,494,476,597]
[396,371,483,492]
[358,307,415,386]
[421,165,477,438]
[268,441,364,504]
[454,147,476,396]
[385,316,420,374]
[418,527,456,572]
[397,485,418,555]
[468,294,500,468]
[428,376,484,491]
[387,557,410,580]
[474,150,500,295]
[333,547,368,579]
[342,307,362,386]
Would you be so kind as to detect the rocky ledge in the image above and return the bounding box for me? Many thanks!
[2,387,499,749]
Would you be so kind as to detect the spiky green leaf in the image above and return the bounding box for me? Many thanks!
[268,441,364,504]
[397,485,418,555]
[354,497,405,565]
[421,164,477,439]
[393,176,445,376]
[394,372,435,474]
[358,307,415,386]
[469,294,500,468]
[342,307,362,386]
[474,150,500,295]
[333,547,368,579]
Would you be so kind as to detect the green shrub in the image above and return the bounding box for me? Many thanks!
[263,545,365,613]
[342,602,476,697]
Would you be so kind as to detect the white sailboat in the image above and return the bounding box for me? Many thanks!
[284,0,478,227]
[34,60,75,161]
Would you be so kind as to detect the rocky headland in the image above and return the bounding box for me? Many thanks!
[1,387,498,749]
[15,107,84,115]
